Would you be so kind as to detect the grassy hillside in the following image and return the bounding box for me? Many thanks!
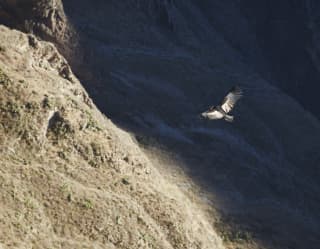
[0,25,225,249]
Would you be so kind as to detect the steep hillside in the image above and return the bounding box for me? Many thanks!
[1,1,320,249]
[0,25,225,249]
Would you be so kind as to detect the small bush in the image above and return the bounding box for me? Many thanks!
[215,220,252,244]
[0,68,12,86]
[42,96,52,109]
[47,111,73,139]
[2,101,21,118]
[81,198,93,209]
[83,111,101,131]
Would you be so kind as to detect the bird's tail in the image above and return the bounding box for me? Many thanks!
[224,115,234,122]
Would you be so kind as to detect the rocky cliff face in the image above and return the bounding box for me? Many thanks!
[0,0,76,62]
[1,1,320,249]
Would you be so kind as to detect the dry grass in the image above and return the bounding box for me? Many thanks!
[0,25,225,249]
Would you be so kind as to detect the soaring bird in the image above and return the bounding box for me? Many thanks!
[201,86,243,122]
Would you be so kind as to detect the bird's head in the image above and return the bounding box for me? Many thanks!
[200,112,207,119]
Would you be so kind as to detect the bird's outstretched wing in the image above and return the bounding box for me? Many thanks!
[220,86,243,113]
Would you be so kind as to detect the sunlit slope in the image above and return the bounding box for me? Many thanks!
[0,25,224,249]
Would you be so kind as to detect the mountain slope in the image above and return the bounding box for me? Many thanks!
[59,1,320,249]
[0,25,224,249]
[1,1,320,249]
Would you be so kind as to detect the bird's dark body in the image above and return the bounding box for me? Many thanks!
[201,86,243,122]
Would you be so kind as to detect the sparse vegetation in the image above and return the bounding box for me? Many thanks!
[67,193,72,202]
[24,198,36,210]
[0,68,12,86]
[3,101,21,117]
[215,220,252,244]
[25,101,39,113]
[60,183,72,202]
[42,95,52,109]
[139,231,156,248]
[57,151,67,160]
[47,111,73,139]
[75,141,109,168]
[115,215,122,225]
[81,198,93,209]
[0,24,229,249]
[88,160,98,168]
[59,183,69,194]
[121,178,130,185]
[83,110,101,131]
[91,142,102,156]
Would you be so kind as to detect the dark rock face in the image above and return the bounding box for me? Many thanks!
[62,2,320,248]
[2,1,320,249]
[239,0,320,118]
[0,0,75,58]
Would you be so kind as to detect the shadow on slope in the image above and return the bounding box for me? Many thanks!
[60,1,320,249]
